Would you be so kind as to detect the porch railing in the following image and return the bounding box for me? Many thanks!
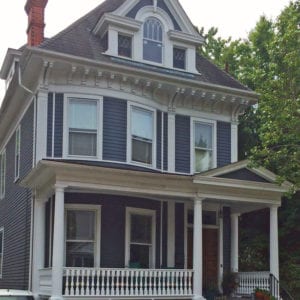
[64,268,194,297]
[236,271,270,295]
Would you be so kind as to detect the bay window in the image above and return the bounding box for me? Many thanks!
[68,98,98,157]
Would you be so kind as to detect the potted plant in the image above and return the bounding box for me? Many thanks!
[222,272,239,297]
[255,288,271,300]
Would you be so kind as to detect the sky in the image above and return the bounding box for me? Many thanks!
[0,0,291,101]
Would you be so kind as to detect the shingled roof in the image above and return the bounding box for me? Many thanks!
[39,0,249,91]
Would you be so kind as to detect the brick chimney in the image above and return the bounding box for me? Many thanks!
[25,0,48,46]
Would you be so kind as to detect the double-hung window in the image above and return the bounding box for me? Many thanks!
[0,228,3,277]
[0,150,6,199]
[173,47,186,70]
[131,106,154,165]
[143,17,163,63]
[118,34,132,58]
[194,121,214,173]
[68,98,98,157]
[65,206,100,267]
[15,126,21,181]
[126,208,155,269]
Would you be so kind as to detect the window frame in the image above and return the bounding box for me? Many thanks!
[0,227,4,278]
[118,33,133,59]
[173,46,186,70]
[63,95,103,160]
[0,149,6,200]
[125,207,156,269]
[14,126,21,181]
[190,118,217,174]
[127,103,157,168]
[64,204,101,268]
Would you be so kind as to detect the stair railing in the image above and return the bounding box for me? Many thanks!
[270,273,294,300]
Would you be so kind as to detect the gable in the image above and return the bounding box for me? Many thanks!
[218,168,271,183]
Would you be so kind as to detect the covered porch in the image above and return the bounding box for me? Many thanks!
[22,160,288,299]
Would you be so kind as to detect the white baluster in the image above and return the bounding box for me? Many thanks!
[64,269,70,296]
[69,269,74,296]
[86,269,90,296]
[95,269,100,296]
[105,270,110,296]
[75,269,80,296]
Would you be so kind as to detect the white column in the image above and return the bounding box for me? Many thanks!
[231,123,238,163]
[270,205,279,279]
[193,198,205,300]
[231,213,240,272]
[218,210,224,291]
[51,186,65,300]
[167,201,175,268]
[32,197,46,297]
[168,112,176,173]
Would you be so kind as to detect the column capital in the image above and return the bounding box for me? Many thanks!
[54,183,67,193]
[231,212,241,218]
[270,204,280,210]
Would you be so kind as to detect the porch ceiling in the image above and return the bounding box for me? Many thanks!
[21,160,284,207]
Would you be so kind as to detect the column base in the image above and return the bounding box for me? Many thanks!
[193,296,206,300]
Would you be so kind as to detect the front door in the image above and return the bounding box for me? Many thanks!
[187,227,218,290]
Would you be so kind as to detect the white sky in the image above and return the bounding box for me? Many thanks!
[0,0,291,100]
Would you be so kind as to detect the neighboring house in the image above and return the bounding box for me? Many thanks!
[0,0,290,299]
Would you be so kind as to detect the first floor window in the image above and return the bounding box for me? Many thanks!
[194,122,214,172]
[131,107,154,165]
[65,208,99,267]
[126,209,155,268]
[0,228,3,276]
[0,150,6,199]
[15,126,21,180]
[68,98,98,157]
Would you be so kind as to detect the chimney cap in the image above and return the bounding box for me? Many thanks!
[25,0,48,14]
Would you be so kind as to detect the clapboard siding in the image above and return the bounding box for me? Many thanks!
[0,104,34,289]
[54,93,64,158]
[217,121,231,167]
[163,112,168,171]
[47,93,53,157]
[220,168,270,183]
[175,115,191,174]
[103,97,127,162]
[156,111,162,169]
[223,206,231,274]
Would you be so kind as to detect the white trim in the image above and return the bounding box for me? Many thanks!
[167,112,175,173]
[218,206,224,291]
[127,102,157,168]
[125,207,156,268]
[32,96,37,168]
[167,201,175,268]
[14,125,21,181]
[190,117,217,174]
[64,204,101,268]
[51,93,55,157]
[0,227,4,279]
[0,149,6,200]
[231,123,238,163]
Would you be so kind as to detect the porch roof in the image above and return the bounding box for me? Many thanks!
[21,160,286,208]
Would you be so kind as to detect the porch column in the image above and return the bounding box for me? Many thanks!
[270,205,279,279]
[193,197,205,300]
[51,185,65,300]
[231,213,240,272]
[32,197,46,297]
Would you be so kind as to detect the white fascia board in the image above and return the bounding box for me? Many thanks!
[93,13,142,35]
[168,30,204,46]
[0,48,22,79]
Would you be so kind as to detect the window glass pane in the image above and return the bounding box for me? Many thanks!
[69,99,97,130]
[131,214,152,244]
[132,108,153,140]
[132,139,152,164]
[118,34,132,58]
[173,48,186,69]
[69,132,97,156]
[195,123,213,149]
[144,18,162,42]
[203,211,217,225]
[66,242,94,267]
[195,149,212,172]
[143,40,162,63]
[130,244,150,268]
[67,210,95,240]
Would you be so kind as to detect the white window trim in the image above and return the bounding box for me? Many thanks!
[0,227,4,278]
[64,204,101,268]
[190,117,217,174]
[127,102,157,169]
[0,150,6,200]
[14,126,21,182]
[63,94,103,161]
[125,207,156,269]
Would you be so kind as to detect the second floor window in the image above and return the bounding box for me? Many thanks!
[68,99,98,157]
[143,18,163,64]
[0,150,6,199]
[15,126,21,181]
[131,107,154,165]
[194,122,214,173]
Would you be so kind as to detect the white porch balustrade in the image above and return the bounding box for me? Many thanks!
[236,271,270,295]
[63,268,194,297]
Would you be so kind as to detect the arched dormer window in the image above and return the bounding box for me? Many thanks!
[143,17,163,64]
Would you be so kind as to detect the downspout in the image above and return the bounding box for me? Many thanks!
[18,66,34,94]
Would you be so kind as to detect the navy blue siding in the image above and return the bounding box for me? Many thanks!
[220,168,270,183]
[175,202,185,268]
[0,104,34,289]
[163,112,168,171]
[103,97,127,162]
[217,122,231,167]
[65,193,162,269]
[175,115,190,173]
[157,0,181,31]
[223,207,231,274]
[54,93,64,158]
[156,111,162,169]
[47,93,53,157]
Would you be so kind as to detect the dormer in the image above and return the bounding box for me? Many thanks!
[93,0,203,73]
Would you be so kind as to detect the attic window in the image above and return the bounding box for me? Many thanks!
[173,47,186,69]
[143,17,163,63]
[118,34,132,58]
